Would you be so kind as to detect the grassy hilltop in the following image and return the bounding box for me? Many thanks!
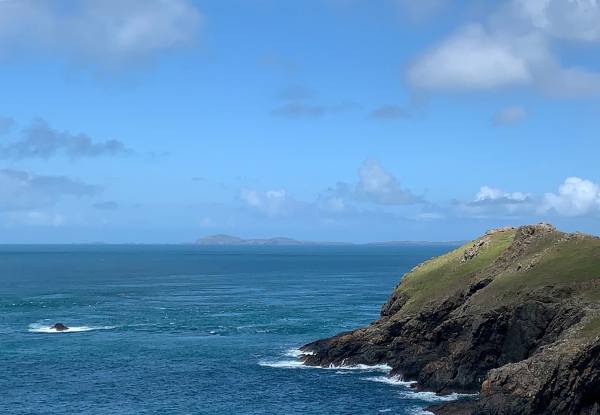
[303,224,600,415]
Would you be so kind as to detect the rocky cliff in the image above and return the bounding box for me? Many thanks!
[301,224,600,415]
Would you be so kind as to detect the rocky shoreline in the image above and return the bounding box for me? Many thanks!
[301,224,600,415]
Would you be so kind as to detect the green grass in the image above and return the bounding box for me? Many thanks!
[395,229,516,315]
[486,237,600,294]
[390,227,600,317]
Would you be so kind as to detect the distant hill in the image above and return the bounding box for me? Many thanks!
[194,234,461,246]
[365,240,464,247]
[194,234,350,246]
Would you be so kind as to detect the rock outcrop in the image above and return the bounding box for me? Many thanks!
[52,323,69,331]
[301,224,600,415]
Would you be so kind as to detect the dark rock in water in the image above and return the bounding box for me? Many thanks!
[52,323,69,331]
[301,224,600,415]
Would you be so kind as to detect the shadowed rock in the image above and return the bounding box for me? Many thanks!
[301,224,600,415]
[52,323,69,331]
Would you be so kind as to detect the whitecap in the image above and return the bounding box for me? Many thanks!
[258,360,307,369]
[362,375,417,386]
[259,359,391,372]
[325,363,391,372]
[398,390,477,402]
[28,323,115,334]
[284,348,314,358]
[260,347,391,372]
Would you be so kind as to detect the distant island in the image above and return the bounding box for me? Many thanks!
[300,224,600,415]
[194,234,463,246]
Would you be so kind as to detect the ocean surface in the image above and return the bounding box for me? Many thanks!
[0,244,467,414]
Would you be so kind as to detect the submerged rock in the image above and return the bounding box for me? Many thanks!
[302,224,600,415]
[52,323,69,331]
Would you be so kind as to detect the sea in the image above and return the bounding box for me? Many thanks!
[0,244,470,414]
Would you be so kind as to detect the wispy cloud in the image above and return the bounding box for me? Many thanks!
[393,0,450,22]
[271,102,326,119]
[92,201,119,211]
[369,105,411,120]
[271,101,359,119]
[0,115,15,135]
[271,85,359,119]
[492,106,527,126]
[0,169,99,211]
[239,188,302,217]
[0,118,132,160]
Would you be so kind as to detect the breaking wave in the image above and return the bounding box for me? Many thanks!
[28,322,115,334]
[259,348,391,372]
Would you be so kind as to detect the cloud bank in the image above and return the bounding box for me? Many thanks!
[407,0,600,97]
[0,0,202,68]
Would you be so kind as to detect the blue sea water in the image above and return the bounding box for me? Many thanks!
[0,244,463,414]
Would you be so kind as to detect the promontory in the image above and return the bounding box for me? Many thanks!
[301,224,600,415]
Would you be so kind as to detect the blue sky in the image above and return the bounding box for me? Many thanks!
[0,0,599,243]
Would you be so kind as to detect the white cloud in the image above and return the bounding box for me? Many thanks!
[474,186,530,204]
[355,159,420,205]
[493,106,527,125]
[0,0,202,68]
[407,25,531,91]
[317,193,347,213]
[456,185,533,218]
[407,1,600,97]
[540,177,600,216]
[239,188,297,217]
[513,0,600,42]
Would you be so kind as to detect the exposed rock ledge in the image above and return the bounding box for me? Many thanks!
[301,224,600,415]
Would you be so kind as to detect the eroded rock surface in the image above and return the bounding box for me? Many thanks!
[302,224,600,415]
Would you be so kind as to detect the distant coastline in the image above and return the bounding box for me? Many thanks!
[193,234,465,247]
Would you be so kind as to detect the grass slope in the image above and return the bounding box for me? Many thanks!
[393,225,600,319]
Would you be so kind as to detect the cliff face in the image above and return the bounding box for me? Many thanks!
[301,224,600,415]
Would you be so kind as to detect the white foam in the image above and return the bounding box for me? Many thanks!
[284,348,314,357]
[398,390,477,403]
[258,360,307,369]
[362,375,417,386]
[28,323,115,334]
[260,347,392,372]
[325,363,391,372]
[409,409,434,415]
[259,359,392,372]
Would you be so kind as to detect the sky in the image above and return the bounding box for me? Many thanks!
[0,0,599,243]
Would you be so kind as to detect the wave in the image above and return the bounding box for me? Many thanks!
[284,348,314,357]
[328,363,392,371]
[258,359,307,369]
[259,348,391,372]
[258,360,393,371]
[362,375,417,386]
[28,323,115,334]
[397,390,478,403]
